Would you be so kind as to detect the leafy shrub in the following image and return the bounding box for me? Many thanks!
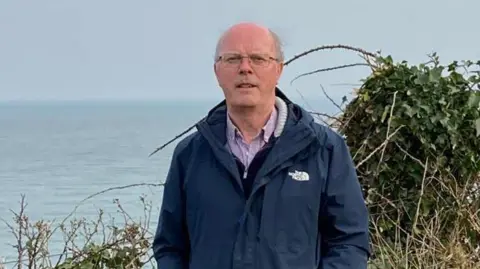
[338,53,480,267]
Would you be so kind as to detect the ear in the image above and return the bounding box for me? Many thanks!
[276,62,284,77]
[278,62,284,73]
[213,63,218,76]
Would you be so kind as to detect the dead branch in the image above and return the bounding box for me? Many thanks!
[289,63,370,85]
[307,111,341,122]
[46,182,164,249]
[355,125,405,169]
[320,84,345,112]
[149,122,197,157]
[0,195,26,269]
[284,44,377,66]
[375,91,398,176]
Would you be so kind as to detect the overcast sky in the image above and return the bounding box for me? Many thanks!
[1,0,479,101]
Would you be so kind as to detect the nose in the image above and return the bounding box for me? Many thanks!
[238,57,254,74]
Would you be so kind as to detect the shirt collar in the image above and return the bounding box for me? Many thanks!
[226,107,278,143]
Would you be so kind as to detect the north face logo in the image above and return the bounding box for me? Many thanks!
[288,170,310,181]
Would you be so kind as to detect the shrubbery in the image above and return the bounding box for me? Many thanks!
[338,53,480,268]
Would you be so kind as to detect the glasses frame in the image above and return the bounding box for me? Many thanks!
[215,53,280,68]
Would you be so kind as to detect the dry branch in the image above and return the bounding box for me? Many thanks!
[289,63,370,85]
[283,44,377,66]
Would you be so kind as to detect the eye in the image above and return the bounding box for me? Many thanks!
[250,55,268,64]
[223,54,242,63]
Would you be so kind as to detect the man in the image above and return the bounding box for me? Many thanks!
[152,22,370,269]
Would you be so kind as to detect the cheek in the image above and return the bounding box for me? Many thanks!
[217,71,235,87]
[257,71,280,88]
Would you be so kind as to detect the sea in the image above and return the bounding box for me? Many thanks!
[0,97,335,267]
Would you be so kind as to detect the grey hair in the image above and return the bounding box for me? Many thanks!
[214,28,284,63]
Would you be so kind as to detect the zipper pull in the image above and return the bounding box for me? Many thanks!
[243,169,248,179]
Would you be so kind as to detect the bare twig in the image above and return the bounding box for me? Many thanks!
[17,195,25,269]
[375,91,398,176]
[289,63,370,85]
[320,84,344,112]
[355,125,404,169]
[46,182,164,250]
[307,111,341,121]
[0,195,27,269]
[284,44,376,66]
[149,122,197,157]
[405,157,429,266]
[295,87,315,114]
[55,220,83,268]
[395,142,425,168]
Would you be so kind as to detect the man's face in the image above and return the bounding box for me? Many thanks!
[214,25,283,108]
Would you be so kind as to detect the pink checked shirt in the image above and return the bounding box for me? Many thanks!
[226,108,278,169]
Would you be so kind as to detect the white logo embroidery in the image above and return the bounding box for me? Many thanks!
[288,170,310,181]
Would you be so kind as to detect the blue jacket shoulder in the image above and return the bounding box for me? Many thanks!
[170,131,203,161]
[309,121,348,151]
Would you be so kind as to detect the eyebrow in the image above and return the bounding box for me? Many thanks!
[220,51,273,55]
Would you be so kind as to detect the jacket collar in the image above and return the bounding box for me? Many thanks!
[196,87,317,146]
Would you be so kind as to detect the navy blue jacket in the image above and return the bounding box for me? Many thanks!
[152,89,370,269]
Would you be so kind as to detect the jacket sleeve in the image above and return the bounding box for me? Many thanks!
[152,145,190,269]
[319,133,370,269]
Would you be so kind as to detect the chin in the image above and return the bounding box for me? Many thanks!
[229,96,259,108]
[224,87,261,107]
[232,100,257,107]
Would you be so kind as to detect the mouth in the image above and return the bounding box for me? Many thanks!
[235,83,257,89]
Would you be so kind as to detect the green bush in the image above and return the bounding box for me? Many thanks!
[338,53,480,267]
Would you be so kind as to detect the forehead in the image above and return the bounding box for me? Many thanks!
[218,27,276,55]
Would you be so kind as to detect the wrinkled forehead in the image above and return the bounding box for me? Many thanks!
[218,28,276,56]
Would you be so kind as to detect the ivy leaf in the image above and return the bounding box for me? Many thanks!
[467,92,480,108]
[476,118,480,137]
[402,103,415,118]
[448,85,460,93]
[419,105,432,114]
[429,67,443,82]
[414,74,429,85]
